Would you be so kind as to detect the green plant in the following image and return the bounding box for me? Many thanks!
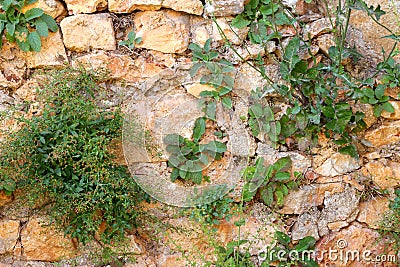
[118,31,142,49]
[191,195,234,225]
[0,67,143,245]
[189,39,235,120]
[164,117,227,185]
[0,179,15,196]
[260,231,318,267]
[242,157,299,207]
[214,240,255,267]
[0,0,58,51]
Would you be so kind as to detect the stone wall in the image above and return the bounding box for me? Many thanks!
[1,0,400,266]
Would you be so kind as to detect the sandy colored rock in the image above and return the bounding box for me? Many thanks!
[0,219,19,254]
[134,10,190,53]
[74,51,168,83]
[303,17,334,40]
[352,103,377,128]
[327,221,349,230]
[381,101,400,120]
[60,14,116,52]
[162,0,203,15]
[364,120,400,147]
[108,0,162,13]
[64,0,107,14]
[158,254,186,267]
[350,0,399,57]
[357,197,390,229]
[292,209,320,240]
[212,17,248,45]
[317,34,335,56]
[205,0,245,17]
[24,31,67,68]
[20,216,76,261]
[0,41,26,90]
[14,79,39,102]
[316,223,397,267]
[279,183,345,214]
[315,153,360,177]
[0,191,13,207]
[21,0,66,18]
[184,83,215,98]
[361,159,400,189]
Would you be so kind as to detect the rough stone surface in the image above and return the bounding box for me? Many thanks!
[134,10,190,53]
[64,0,108,14]
[303,17,334,40]
[0,220,19,254]
[20,216,76,261]
[317,34,335,55]
[21,0,66,18]
[364,120,400,147]
[292,209,320,240]
[357,197,390,229]
[316,223,396,267]
[381,101,400,120]
[60,14,116,52]
[0,41,26,90]
[184,83,215,98]
[361,159,400,189]
[162,0,203,15]
[279,183,345,214]
[205,0,245,17]
[74,51,170,83]
[315,153,361,177]
[108,0,162,13]
[212,17,248,45]
[24,31,67,68]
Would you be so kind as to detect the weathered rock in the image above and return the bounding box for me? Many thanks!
[279,183,345,214]
[184,83,215,98]
[64,0,107,14]
[21,0,66,18]
[134,10,190,53]
[205,0,245,17]
[212,17,248,45]
[382,101,400,120]
[317,186,360,236]
[316,223,397,267]
[317,34,335,56]
[0,220,19,254]
[108,0,162,13]
[190,18,212,46]
[298,44,319,60]
[315,153,361,177]
[20,216,76,261]
[74,51,168,83]
[14,79,39,102]
[0,90,13,112]
[385,87,400,100]
[303,17,334,40]
[357,197,390,229]
[361,159,400,189]
[364,120,400,147]
[350,0,400,57]
[292,209,320,241]
[158,254,186,267]
[0,41,26,90]
[162,0,203,15]
[60,14,116,52]
[24,31,67,68]
[352,103,377,128]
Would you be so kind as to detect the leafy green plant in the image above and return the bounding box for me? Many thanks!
[260,231,318,267]
[248,102,281,146]
[214,240,254,267]
[191,195,234,225]
[0,0,59,51]
[0,67,143,245]
[242,157,299,207]
[164,117,227,185]
[118,31,142,49]
[189,39,235,120]
[0,179,16,196]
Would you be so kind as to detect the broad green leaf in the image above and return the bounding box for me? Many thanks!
[28,31,41,51]
[260,186,274,206]
[242,183,257,201]
[275,231,290,246]
[231,14,250,29]
[6,22,15,36]
[205,141,227,153]
[221,97,232,109]
[35,18,49,37]
[190,62,204,77]
[24,8,44,21]
[193,117,206,142]
[375,84,386,99]
[41,14,58,32]
[249,103,263,118]
[275,172,291,182]
[382,101,395,113]
[295,236,316,252]
[339,144,358,159]
[273,156,292,172]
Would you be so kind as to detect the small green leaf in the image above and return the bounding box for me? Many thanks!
[35,18,49,37]
[339,144,358,159]
[274,172,291,182]
[260,186,274,206]
[382,101,395,113]
[221,97,233,109]
[28,31,41,51]
[231,14,250,29]
[275,231,290,246]
[295,236,316,252]
[193,117,206,142]
[40,14,58,32]
[24,8,44,21]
